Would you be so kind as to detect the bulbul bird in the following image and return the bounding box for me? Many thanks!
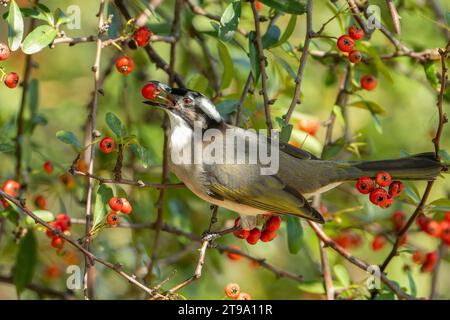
[143,81,444,230]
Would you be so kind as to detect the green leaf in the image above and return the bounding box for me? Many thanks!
[429,198,450,212]
[298,281,325,294]
[187,74,209,93]
[130,144,153,169]
[14,230,37,296]
[259,0,307,15]
[25,210,54,225]
[423,61,439,89]
[347,100,386,116]
[36,3,54,25]
[218,1,241,42]
[262,25,280,49]
[273,55,297,79]
[332,105,346,127]
[21,25,58,54]
[54,8,73,27]
[333,264,350,287]
[105,112,126,139]
[92,184,113,230]
[7,0,24,51]
[286,216,303,254]
[56,130,82,151]
[321,137,345,159]
[270,15,297,48]
[248,31,260,83]
[216,100,240,118]
[217,41,234,90]
[405,269,417,297]
[0,143,14,153]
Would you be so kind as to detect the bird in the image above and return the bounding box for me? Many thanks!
[143,81,444,230]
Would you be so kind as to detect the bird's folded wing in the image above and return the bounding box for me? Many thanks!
[203,164,324,223]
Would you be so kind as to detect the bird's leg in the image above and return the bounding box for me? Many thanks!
[201,205,240,246]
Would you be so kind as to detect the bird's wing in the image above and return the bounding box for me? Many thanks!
[202,163,324,223]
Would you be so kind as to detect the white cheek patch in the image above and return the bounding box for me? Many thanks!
[198,97,222,122]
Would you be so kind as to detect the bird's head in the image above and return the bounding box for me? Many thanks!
[143,81,223,129]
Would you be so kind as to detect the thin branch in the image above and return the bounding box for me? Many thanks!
[52,34,175,46]
[284,0,313,125]
[0,190,164,298]
[429,241,446,299]
[307,221,414,300]
[250,0,272,131]
[0,275,74,300]
[346,0,369,35]
[82,0,106,300]
[385,0,401,35]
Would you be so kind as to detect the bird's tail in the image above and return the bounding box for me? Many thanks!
[342,152,445,181]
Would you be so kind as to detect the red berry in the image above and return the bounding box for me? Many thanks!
[255,0,262,11]
[43,161,54,174]
[0,42,10,61]
[108,197,123,212]
[106,212,120,226]
[99,137,115,153]
[246,228,261,245]
[236,292,251,300]
[375,171,391,187]
[348,50,362,64]
[445,212,450,222]
[265,215,281,232]
[297,118,319,136]
[425,220,442,238]
[260,229,277,242]
[369,187,388,205]
[337,35,354,52]
[224,283,240,299]
[348,25,364,40]
[379,195,394,209]
[51,236,64,249]
[412,250,425,264]
[356,177,374,194]
[227,245,242,261]
[399,233,408,246]
[2,179,20,197]
[115,56,134,75]
[371,234,387,251]
[141,83,160,100]
[392,211,405,231]
[133,26,152,47]
[46,221,62,239]
[233,229,250,239]
[389,181,404,197]
[120,198,132,214]
[34,195,47,209]
[4,72,19,88]
[55,213,71,231]
[361,74,377,91]
[440,220,450,243]
[421,251,438,272]
[417,214,431,231]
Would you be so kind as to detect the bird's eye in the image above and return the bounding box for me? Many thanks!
[183,97,193,105]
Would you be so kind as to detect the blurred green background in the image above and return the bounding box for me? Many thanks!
[0,0,449,300]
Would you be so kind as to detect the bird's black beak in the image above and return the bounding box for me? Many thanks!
[142,81,176,108]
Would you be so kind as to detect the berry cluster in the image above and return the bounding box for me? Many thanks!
[0,42,19,89]
[115,26,152,75]
[356,171,404,209]
[224,283,251,300]
[106,197,133,226]
[233,215,281,245]
[297,117,319,136]
[46,214,71,252]
[333,230,362,249]
[412,250,439,273]
[417,212,450,245]
[336,26,377,91]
